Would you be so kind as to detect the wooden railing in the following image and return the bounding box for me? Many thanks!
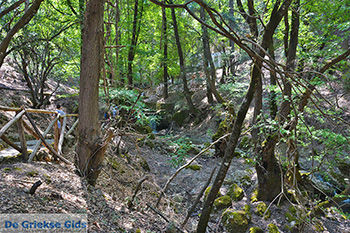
[0,106,78,164]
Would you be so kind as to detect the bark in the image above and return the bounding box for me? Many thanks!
[0,0,44,68]
[197,2,293,230]
[228,0,235,75]
[200,8,225,104]
[76,0,105,185]
[162,4,168,99]
[170,8,195,113]
[268,41,277,119]
[258,0,300,200]
[126,0,143,88]
[0,0,25,20]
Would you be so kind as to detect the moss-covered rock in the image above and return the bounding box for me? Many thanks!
[267,223,280,233]
[249,227,264,233]
[172,110,189,126]
[227,183,244,201]
[255,201,271,219]
[204,186,222,201]
[222,209,250,233]
[214,195,232,209]
[26,170,38,177]
[251,189,258,203]
[185,164,202,171]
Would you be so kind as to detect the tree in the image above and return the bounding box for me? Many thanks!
[0,0,44,67]
[76,0,108,186]
[126,0,144,88]
[170,7,196,113]
[161,3,168,98]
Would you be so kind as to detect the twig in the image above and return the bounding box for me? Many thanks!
[156,133,230,207]
[28,180,42,195]
[128,176,149,209]
[181,167,216,228]
[146,203,185,233]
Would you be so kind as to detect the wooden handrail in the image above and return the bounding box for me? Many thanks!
[0,105,78,116]
[0,109,25,138]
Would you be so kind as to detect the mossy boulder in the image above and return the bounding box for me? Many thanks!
[255,201,271,219]
[204,186,222,201]
[172,110,189,126]
[214,195,232,210]
[227,183,244,201]
[267,223,280,233]
[185,164,202,171]
[249,227,264,233]
[251,189,258,203]
[222,209,250,233]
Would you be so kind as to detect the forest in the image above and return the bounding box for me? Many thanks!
[0,0,349,232]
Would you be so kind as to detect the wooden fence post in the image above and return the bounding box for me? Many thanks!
[16,112,27,160]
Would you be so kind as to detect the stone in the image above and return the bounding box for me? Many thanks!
[227,183,244,201]
[214,195,232,210]
[255,201,271,219]
[222,209,250,233]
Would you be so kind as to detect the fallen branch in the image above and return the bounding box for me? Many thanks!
[0,135,21,152]
[128,176,149,209]
[146,203,185,233]
[28,180,42,195]
[156,133,230,207]
[181,167,216,228]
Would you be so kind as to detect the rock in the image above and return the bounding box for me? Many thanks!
[267,223,280,233]
[214,195,232,210]
[249,227,264,233]
[185,164,202,171]
[222,209,250,233]
[227,183,244,201]
[172,110,189,127]
[255,201,271,219]
[204,186,222,201]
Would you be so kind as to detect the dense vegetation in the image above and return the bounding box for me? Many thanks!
[0,0,349,232]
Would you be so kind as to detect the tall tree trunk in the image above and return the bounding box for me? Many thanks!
[0,0,44,67]
[257,0,299,201]
[126,0,141,88]
[162,4,168,99]
[197,1,293,231]
[171,8,195,113]
[77,0,105,186]
[268,41,278,119]
[228,0,236,76]
[200,7,225,104]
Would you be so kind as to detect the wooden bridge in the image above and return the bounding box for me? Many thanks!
[0,106,78,164]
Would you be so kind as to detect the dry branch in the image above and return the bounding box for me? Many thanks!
[156,133,230,207]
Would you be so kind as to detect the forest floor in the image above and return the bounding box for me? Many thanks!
[0,60,349,232]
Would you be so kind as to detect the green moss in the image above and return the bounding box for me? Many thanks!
[26,170,38,177]
[3,167,12,172]
[204,186,222,201]
[244,204,252,218]
[312,220,325,232]
[222,209,250,233]
[255,201,271,219]
[186,164,202,171]
[227,183,244,201]
[214,195,232,209]
[267,223,280,233]
[147,133,156,140]
[212,116,232,141]
[172,110,188,126]
[145,140,155,149]
[13,167,22,171]
[249,227,264,233]
[251,189,258,203]
[135,229,141,233]
[44,174,52,184]
[233,151,241,157]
